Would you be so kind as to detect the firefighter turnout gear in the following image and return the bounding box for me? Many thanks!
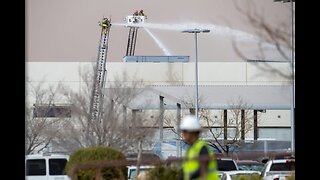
[100,18,110,34]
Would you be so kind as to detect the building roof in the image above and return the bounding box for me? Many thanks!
[108,85,293,110]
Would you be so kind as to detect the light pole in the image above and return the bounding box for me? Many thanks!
[290,0,295,154]
[182,29,210,119]
[274,0,295,154]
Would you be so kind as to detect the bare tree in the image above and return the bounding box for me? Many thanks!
[58,66,155,154]
[232,1,294,80]
[26,80,68,155]
[164,97,256,156]
[202,98,256,156]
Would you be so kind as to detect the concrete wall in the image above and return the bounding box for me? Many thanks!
[27,61,291,86]
[105,61,291,86]
[26,61,293,141]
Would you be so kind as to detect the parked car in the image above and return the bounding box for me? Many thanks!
[236,160,264,172]
[261,159,295,180]
[127,165,153,180]
[220,170,261,180]
[25,153,70,180]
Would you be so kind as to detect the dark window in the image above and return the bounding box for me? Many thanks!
[26,159,46,176]
[49,159,67,175]
[270,161,295,171]
[33,105,71,118]
[217,160,237,171]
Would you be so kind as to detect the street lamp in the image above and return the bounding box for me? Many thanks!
[275,0,295,154]
[275,0,295,155]
[182,28,210,119]
[290,0,295,154]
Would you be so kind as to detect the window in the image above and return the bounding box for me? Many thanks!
[258,128,291,141]
[49,159,67,175]
[26,159,46,176]
[128,168,148,179]
[201,128,223,139]
[226,127,237,139]
[33,105,71,118]
[217,159,237,171]
[238,164,264,171]
[200,127,238,140]
[270,162,295,171]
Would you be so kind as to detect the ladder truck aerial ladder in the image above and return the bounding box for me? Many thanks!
[89,17,111,124]
[124,10,147,56]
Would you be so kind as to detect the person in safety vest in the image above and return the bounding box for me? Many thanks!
[180,115,219,180]
[99,17,110,34]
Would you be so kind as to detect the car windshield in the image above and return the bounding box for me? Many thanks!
[217,160,237,171]
[129,168,148,179]
[238,164,264,171]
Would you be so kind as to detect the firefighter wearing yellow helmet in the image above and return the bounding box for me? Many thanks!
[99,17,110,34]
[180,115,219,180]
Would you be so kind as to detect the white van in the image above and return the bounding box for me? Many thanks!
[25,153,70,180]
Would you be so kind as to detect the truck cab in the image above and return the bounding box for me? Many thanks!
[25,153,70,180]
[261,159,295,180]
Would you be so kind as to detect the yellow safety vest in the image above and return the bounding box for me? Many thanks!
[182,140,219,180]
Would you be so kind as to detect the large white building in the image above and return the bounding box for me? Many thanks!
[26,60,293,144]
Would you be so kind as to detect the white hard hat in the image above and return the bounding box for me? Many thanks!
[180,115,201,131]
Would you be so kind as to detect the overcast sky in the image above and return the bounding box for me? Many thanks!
[26,0,292,62]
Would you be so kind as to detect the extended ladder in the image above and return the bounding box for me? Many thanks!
[125,27,138,56]
[89,18,111,123]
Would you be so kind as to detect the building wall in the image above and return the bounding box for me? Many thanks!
[26,61,293,141]
[27,61,291,86]
[105,62,291,86]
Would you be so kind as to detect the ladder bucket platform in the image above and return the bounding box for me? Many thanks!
[125,15,146,26]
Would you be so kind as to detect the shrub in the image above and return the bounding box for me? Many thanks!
[66,146,127,180]
[146,165,180,180]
